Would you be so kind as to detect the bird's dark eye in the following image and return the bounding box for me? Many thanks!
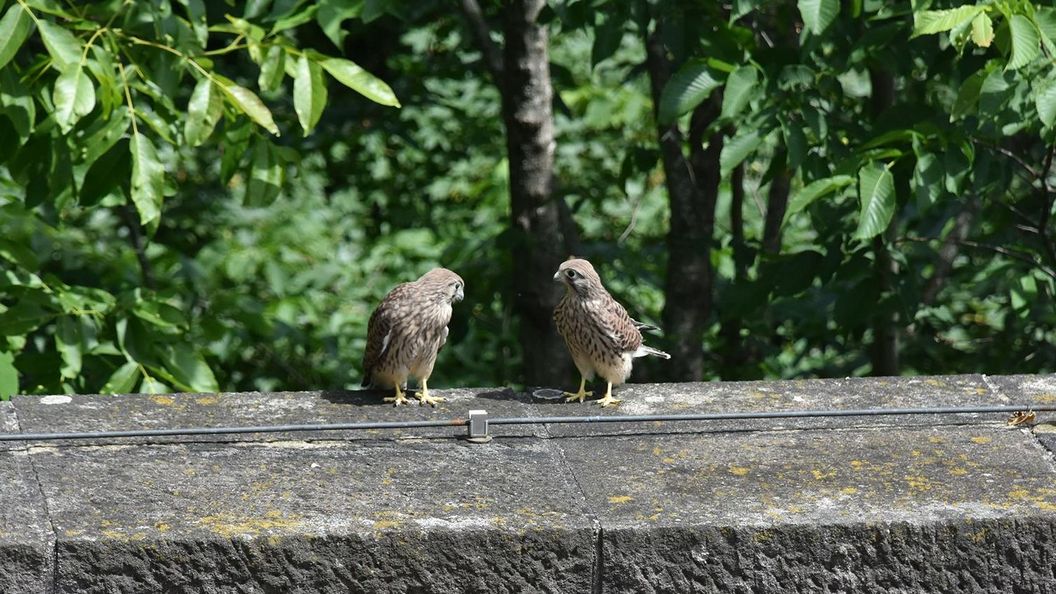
[565,269,576,278]
[453,282,462,290]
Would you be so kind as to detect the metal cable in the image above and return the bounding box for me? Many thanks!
[0,404,1051,442]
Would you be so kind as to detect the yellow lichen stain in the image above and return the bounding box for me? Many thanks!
[924,379,946,387]
[652,446,663,456]
[608,495,633,505]
[974,387,988,395]
[840,487,858,495]
[904,475,933,493]
[754,530,772,542]
[199,512,302,538]
[850,460,866,470]
[811,469,835,481]
[101,529,128,541]
[928,436,945,444]
[155,522,170,533]
[729,465,750,477]
[970,436,992,445]
[63,529,84,537]
[267,535,283,546]
[1033,393,1056,403]
[1035,501,1056,512]
[372,520,402,529]
[150,395,175,406]
[967,529,988,543]
[1008,488,1031,499]
[948,467,968,476]
[911,450,922,457]
[195,395,218,405]
[662,457,676,464]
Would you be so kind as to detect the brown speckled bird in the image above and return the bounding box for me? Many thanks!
[361,268,464,406]
[553,258,670,407]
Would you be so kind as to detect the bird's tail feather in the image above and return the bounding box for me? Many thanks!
[634,345,671,359]
[633,320,660,334]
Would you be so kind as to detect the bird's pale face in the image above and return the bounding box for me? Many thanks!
[418,268,464,304]
[554,258,602,297]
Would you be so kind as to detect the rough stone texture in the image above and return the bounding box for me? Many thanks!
[3,376,1056,592]
[0,402,53,594]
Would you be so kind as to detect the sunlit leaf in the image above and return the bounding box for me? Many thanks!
[971,12,993,48]
[294,54,327,136]
[37,19,82,70]
[319,55,400,108]
[185,77,223,146]
[1036,77,1056,128]
[163,343,218,393]
[55,316,82,379]
[0,3,34,70]
[783,175,855,225]
[216,76,279,135]
[721,66,757,120]
[1007,14,1040,70]
[798,0,839,35]
[658,59,724,126]
[130,131,164,226]
[258,45,286,93]
[246,137,283,206]
[855,161,895,239]
[912,152,942,210]
[53,64,96,133]
[101,361,139,394]
[0,351,16,399]
[720,127,763,177]
[912,5,982,37]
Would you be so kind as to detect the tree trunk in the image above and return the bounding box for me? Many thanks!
[645,25,721,381]
[499,0,574,386]
[869,66,899,376]
[762,147,790,255]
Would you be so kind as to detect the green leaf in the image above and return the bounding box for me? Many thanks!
[163,343,218,393]
[258,45,286,93]
[912,6,983,37]
[1007,14,1040,70]
[720,66,757,120]
[246,137,283,206]
[293,54,327,136]
[177,0,208,47]
[1037,8,1056,53]
[216,76,279,135]
[78,106,129,166]
[185,78,224,147]
[133,299,186,331]
[55,316,82,379]
[79,137,131,206]
[271,4,318,34]
[591,9,624,68]
[855,162,896,240]
[0,3,33,70]
[783,122,807,171]
[130,131,164,226]
[37,19,82,70]
[912,152,942,210]
[783,175,855,224]
[1036,77,1056,128]
[719,127,764,177]
[952,68,988,119]
[53,64,96,133]
[316,0,361,48]
[319,56,400,108]
[101,361,139,394]
[798,0,839,35]
[0,351,17,399]
[657,60,723,126]
[0,67,36,142]
[971,12,993,48]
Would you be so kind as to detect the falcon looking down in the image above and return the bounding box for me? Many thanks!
[361,268,464,407]
[553,258,670,407]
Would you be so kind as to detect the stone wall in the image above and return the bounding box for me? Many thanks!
[2,374,1056,592]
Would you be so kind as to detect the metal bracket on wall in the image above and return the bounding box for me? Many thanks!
[466,409,492,443]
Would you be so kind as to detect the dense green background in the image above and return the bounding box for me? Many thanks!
[0,0,1054,398]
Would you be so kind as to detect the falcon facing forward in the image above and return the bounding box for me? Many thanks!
[361,268,464,407]
[553,258,670,407]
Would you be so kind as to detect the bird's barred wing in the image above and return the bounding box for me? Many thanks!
[601,294,643,353]
[361,284,410,385]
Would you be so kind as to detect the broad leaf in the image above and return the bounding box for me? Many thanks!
[952,68,988,118]
[37,19,82,70]
[216,76,279,135]
[55,315,82,379]
[163,343,218,393]
[721,66,757,120]
[293,54,327,136]
[855,162,895,240]
[0,351,16,399]
[258,45,286,93]
[101,361,140,394]
[246,137,283,206]
[657,59,723,125]
[784,175,855,224]
[130,131,164,225]
[319,56,400,108]
[798,0,839,35]
[912,6,983,37]
[53,64,96,133]
[316,0,361,48]
[0,3,33,70]
[1036,77,1056,128]
[185,78,223,146]
[1007,14,1040,70]
[971,12,993,48]
[720,127,764,177]
[912,152,942,210]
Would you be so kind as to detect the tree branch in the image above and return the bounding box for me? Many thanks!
[460,0,504,83]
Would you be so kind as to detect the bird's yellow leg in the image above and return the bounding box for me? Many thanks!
[383,384,411,406]
[596,382,621,408]
[415,379,446,407]
[563,376,593,403]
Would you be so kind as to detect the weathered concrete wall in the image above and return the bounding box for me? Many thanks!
[2,375,1056,593]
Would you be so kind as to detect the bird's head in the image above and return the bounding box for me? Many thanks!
[418,268,465,304]
[554,258,603,297]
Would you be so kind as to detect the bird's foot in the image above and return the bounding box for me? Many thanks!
[563,389,593,403]
[416,390,446,407]
[382,391,409,403]
[596,394,621,408]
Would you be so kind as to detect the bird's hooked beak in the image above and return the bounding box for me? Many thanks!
[553,270,563,282]
[455,285,464,302]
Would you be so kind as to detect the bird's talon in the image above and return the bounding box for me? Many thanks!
[597,396,621,408]
[384,394,411,407]
[563,390,592,403]
[416,393,446,407]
